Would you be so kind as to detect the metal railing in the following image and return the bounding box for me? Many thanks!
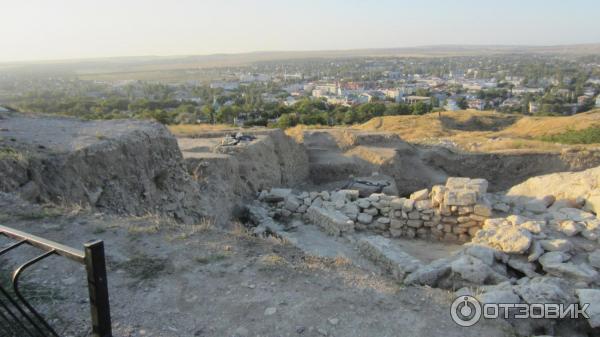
[0,224,112,337]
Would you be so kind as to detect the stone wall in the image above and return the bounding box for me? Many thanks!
[258,176,493,242]
[387,177,491,242]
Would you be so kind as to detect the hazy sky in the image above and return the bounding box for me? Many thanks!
[2,0,600,63]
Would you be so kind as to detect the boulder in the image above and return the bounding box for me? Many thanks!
[402,199,415,212]
[306,206,354,236]
[515,277,575,305]
[474,202,492,217]
[523,199,548,213]
[445,177,472,189]
[464,244,496,266]
[444,190,477,206]
[575,289,600,328]
[284,195,301,212]
[357,199,371,209]
[409,189,429,201]
[468,178,489,196]
[528,241,545,262]
[389,197,405,210]
[473,225,532,254]
[507,256,540,278]
[539,251,570,267]
[451,255,494,284]
[543,262,598,283]
[588,250,600,269]
[478,289,520,305]
[415,199,432,211]
[261,188,293,202]
[404,258,452,287]
[364,207,379,216]
[357,213,373,225]
[584,193,600,215]
[506,166,600,216]
[507,215,527,226]
[358,236,422,281]
[559,220,581,237]
[342,203,360,219]
[558,208,596,222]
[539,239,574,252]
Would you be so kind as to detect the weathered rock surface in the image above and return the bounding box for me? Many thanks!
[180,129,309,223]
[1,113,204,223]
[507,166,600,215]
[472,223,532,254]
[306,206,354,236]
[358,236,422,281]
[576,289,600,328]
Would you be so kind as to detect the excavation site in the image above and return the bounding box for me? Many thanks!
[2,110,600,337]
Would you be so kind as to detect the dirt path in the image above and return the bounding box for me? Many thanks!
[0,195,515,337]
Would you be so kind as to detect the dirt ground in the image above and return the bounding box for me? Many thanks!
[0,195,516,337]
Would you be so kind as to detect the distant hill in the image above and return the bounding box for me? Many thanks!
[2,44,600,78]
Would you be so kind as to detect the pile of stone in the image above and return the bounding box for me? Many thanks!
[471,207,600,286]
[255,175,600,333]
[258,188,359,235]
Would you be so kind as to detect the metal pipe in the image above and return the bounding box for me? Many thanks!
[0,225,84,263]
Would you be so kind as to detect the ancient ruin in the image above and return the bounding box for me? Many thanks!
[2,110,600,336]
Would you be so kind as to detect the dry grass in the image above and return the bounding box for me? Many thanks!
[258,253,288,270]
[498,110,600,137]
[354,109,600,152]
[356,113,450,140]
[0,147,27,162]
[299,254,399,294]
[128,223,160,235]
[195,252,231,264]
[167,218,216,241]
[168,123,236,137]
[230,222,254,240]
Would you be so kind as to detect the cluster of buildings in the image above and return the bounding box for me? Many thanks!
[207,71,600,115]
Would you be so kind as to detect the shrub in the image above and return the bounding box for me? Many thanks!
[538,127,600,144]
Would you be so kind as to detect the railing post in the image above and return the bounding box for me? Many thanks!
[84,240,112,337]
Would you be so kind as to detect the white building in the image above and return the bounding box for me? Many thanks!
[283,83,304,93]
[529,102,540,114]
[596,96,600,108]
[513,87,544,95]
[210,81,239,90]
[358,93,374,104]
[284,97,298,106]
[445,99,460,111]
[239,73,271,83]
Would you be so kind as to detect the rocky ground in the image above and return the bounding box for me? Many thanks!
[0,193,514,337]
[3,111,600,336]
[247,174,600,336]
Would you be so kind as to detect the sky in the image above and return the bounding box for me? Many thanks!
[1,0,600,63]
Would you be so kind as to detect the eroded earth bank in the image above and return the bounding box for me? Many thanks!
[2,111,600,337]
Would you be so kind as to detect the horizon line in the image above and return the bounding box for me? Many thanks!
[2,42,600,66]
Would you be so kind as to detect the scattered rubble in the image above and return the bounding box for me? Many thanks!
[3,112,600,336]
[219,132,257,146]
[253,171,600,334]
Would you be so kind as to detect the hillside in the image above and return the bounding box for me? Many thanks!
[356,109,600,152]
